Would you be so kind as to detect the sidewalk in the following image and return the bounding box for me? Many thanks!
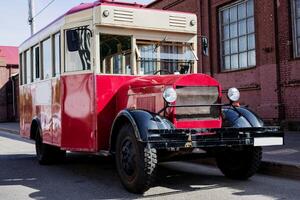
[259,132,300,179]
[263,132,300,166]
[0,122,19,134]
[0,122,299,178]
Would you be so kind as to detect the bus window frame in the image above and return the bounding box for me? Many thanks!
[53,32,61,77]
[19,53,23,85]
[32,43,41,82]
[99,33,133,75]
[95,27,198,75]
[95,28,136,75]
[63,21,94,75]
[41,37,53,80]
[24,49,32,84]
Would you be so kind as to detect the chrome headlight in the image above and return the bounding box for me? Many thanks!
[227,87,240,102]
[163,87,177,103]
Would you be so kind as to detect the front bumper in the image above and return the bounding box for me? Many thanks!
[146,127,284,149]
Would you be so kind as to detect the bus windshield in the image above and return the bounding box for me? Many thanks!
[137,41,197,75]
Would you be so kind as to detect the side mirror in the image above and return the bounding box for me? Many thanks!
[201,36,209,56]
[66,30,80,52]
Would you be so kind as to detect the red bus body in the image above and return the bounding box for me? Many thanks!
[18,1,283,193]
[20,73,222,152]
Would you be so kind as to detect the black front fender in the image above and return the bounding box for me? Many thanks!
[222,107,264,128]
[110,109,174,153]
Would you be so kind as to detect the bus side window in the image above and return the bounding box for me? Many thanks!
[33,45,40,81]
[42,38,52,79]
[25,50,31,84]
[100,34,132,74]
[53,33,61,77]
[19,53,23,85]
[65,28,91,72]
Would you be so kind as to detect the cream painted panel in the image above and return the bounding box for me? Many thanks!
[96,6,197,34]
[19,18,64,52]
[97,26,196,43]
[65,9,93,24]
[35,80,52,105]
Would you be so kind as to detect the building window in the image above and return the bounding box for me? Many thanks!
[292,0,300,57]
[219,0,256,71]
[42,38,52,79]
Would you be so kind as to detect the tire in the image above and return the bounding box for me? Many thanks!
[35,129,66,165]
[115,124,157,194]
[216,146,262,180]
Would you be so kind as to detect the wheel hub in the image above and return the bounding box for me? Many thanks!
[121,139,135,176]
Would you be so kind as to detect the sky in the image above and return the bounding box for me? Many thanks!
[0,0,152,47]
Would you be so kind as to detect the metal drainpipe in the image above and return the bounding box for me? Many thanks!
[273,0,285,122]
[197,0,203,73]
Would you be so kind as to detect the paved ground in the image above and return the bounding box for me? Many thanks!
[263,132,300,166]
[0,122,19,134]
[2,122,299,166]
[0,130,300,200]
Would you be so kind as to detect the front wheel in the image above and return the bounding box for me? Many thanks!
[115,124,157,194]
[215,146,262,180]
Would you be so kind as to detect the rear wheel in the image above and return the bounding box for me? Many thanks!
[216,146,262,180]
[115,124,157,194]
[35,129,66,165]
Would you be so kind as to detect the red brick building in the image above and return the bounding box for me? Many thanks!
[148,0,300,128]
[0,46,19,122]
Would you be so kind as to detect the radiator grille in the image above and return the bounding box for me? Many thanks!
[137,96,156,112]
[176,86,219,120]
[169,15,187,28]
[113,9,134,23]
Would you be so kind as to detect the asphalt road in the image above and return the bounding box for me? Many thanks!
[0,131,299,200]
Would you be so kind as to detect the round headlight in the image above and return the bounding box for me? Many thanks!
[163,88,177,103]
[227,87,240,102]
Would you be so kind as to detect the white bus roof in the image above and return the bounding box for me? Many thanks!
[19,0,197,52]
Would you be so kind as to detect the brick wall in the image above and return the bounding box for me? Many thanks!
[0,67,9,121]
[0,66,19,122]
[148,0,300,124]
[276,0,300,122]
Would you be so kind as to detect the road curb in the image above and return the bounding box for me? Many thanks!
[191,158,300,180]
[0,128,19,135]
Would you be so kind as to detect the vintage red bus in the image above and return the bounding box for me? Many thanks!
[19,0,283,193]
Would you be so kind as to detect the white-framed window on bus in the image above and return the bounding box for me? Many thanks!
[137,41,195,75]
[65,28,91,72]
[19,53,24,85]
[291,0,300,57]
[100,34,132,74]
[32,45,40,81]
[219,0,256,71]
[42,38,52,79]
[25,50,32,84]
[53,32,61,76]
[138,44,158,75]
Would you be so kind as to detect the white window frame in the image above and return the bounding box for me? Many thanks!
[219,0,256,71]
[291,0,300,57]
